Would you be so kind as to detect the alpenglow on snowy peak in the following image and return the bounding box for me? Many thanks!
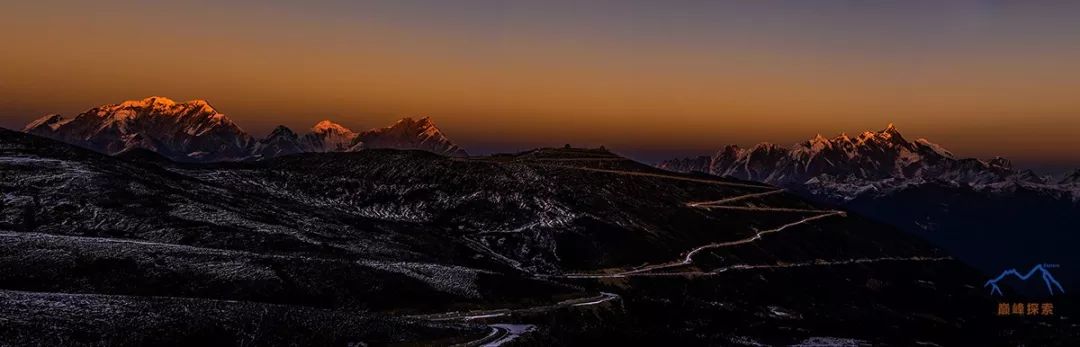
[22,97,469,162]
[352,117,468,157]
[23,96,253,162]
[657,124,1043,192]
[250,117,467,158]
[250,120,361,158]
[306,120,359,152]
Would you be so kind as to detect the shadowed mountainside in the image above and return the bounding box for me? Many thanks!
[0,129,1074,345]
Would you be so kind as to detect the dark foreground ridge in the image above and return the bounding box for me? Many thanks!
[0,129,1074,345]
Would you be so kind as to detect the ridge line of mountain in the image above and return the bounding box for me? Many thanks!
[657,124,1080,198]
[21,96,468,162]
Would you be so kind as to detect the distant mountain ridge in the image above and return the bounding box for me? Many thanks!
[23,96,467,162]
[658,124,1065,201]
[355,117,468,157]
[24,96,252,162]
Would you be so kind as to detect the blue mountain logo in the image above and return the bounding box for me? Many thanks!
[984,264,1065,296]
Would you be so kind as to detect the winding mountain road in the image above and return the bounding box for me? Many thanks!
[408,292,620,322]
[539,165,774,189]
[710,256,953,273]
[434,159,953,344]
[686,189,786,207]
[555,211,845,278]
[413,292,620,346]
[557,256,953,279]
[515,160,941,281]
[465,158,857,279]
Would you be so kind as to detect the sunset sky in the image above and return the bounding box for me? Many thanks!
[3,1,1079,171]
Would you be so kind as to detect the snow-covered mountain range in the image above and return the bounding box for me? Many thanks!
[249,117,467,159]
[355,117,468,157]
[23,96,467,162]
[658,124,1073,201]
[23,97,252,162]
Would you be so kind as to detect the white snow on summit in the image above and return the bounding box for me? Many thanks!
[22,97,471,161]
[658,124,1068,201]
[23,96,252,162]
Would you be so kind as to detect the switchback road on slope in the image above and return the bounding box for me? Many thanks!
[414,292,620,346]
[535,165,774,189]
[461,160,850,280]
[686,189,786,207]
[510,162,856,279]
[558,256,953,279]
[407,292,620,322]
[552,211,845,279]
[451,324,538,347]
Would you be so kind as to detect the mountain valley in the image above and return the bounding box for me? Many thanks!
[1,126,1073,345]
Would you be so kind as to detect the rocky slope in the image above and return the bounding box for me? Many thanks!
[0,128,570,344]
[250,125,306,158]
[2,130,1070,344]
[1061,169,1080,185]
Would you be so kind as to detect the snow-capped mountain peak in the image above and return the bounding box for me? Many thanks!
[809,134,831,148]
[658,123,1043,198]
[248,117,467,157]
[854,123,909,148]
[311,119,355,135]
[302,120,358,152]
[355,116,468,157]
[109,96,219,118]
[118,96,177,107]
[22,96,252,162]
[21,97,472,161]
[92,97,239,137]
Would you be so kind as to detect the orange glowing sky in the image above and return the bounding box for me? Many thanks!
[2,1,1079,170]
